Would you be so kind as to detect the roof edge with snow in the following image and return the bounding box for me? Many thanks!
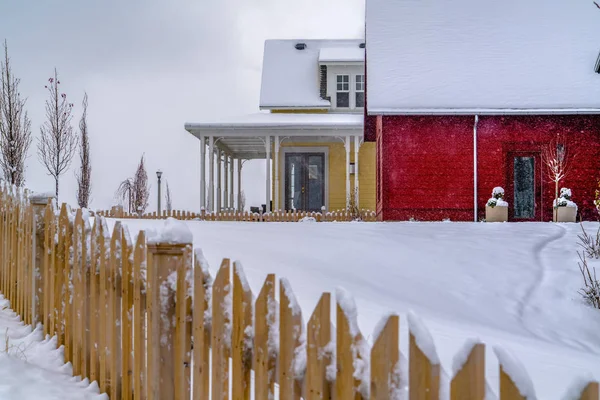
[368,108,600,116]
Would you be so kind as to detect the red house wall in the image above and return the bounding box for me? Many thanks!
[376,115,600,221]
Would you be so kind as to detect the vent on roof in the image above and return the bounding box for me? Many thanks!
[295,43,306,50]
[596,52,600,74]
[359,42,366,49]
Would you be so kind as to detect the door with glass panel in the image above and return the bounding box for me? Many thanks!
[507,152,542,221]
[284,153,325,211]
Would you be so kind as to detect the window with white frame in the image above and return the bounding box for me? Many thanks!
[336,75,350,108]
[355,74,365,108]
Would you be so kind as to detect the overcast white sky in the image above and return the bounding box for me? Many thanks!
[0,0,364,212]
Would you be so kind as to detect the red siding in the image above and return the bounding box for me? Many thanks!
[377,115,600,221]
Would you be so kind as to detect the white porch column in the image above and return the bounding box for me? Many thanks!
[229,156,234,208]
[274,136,280,211]
[208,136,215,212]
[200,136,206,211]
[223,154,229,210]
[345,136,351,209]
[354,136,360,209]
[265,136,271,213]
[217,150,222,212]
[237,159,243,211]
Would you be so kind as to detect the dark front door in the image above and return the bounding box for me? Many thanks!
[285,153,325,211]
[507,152,542,221]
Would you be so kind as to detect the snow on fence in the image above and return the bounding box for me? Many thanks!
[0,187,599,400]
[95,206,378,222]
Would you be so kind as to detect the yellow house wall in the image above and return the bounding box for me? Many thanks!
[273,141,376,211]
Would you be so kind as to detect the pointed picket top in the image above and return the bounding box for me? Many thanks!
[370,314,399,400]
[408,311,440,400]
[494,346,536,400]
[562,379,599,400]
[451,340,485,400]
[232,262,254,400]
[254,274,277,400]
[279,277,305,399]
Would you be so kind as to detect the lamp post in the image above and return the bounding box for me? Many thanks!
[157,170,163,215]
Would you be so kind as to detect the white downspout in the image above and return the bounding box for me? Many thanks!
[473,115,479,222]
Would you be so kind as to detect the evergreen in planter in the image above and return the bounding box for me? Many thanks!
[486,187,508,222]
[553,187,577,222]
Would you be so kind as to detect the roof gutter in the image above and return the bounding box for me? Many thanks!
[367,108,600,116]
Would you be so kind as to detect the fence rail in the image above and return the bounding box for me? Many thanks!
[95,206,378,222]
[0,186,598,399]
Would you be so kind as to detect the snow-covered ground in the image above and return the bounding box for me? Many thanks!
[109,219,600,399]
[0,295,105,400]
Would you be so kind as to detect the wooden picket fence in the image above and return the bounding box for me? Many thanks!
[96,206,378,222]
[0,186,598,399]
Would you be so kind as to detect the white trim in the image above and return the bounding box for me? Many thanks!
[279,146,330,211]
[265,136,271,213]
[368,108,600,116]
[208,136,214,212]
[260,105,331,111]
[200,136,206,211]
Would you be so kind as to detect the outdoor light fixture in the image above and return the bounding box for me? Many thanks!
[349,163,356,175]
[595,52,600,74]
[157,170,163,215]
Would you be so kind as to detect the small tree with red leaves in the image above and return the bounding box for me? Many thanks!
[37,69,78,201]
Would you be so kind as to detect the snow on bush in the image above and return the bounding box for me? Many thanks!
[407,311,440,365]
[298,216,316,223]
[487,186,508,208]
[147,217,193,244]
[554,187,577,208]
[493,346,537,399]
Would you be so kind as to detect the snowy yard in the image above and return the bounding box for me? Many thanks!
[0,295,105,400]
[105,219,600,399]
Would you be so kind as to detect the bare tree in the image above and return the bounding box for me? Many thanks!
[76,93,91,208]
[133,155,149,215]
[0,40,32,187]
[37,69,78,200]
[541,135,577,221]
[165,181,173,212]
[115,178,134,213]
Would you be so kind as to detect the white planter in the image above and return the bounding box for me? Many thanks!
[486,205,508,222]
[554,206,577,223]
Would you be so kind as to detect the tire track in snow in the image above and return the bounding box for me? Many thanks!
[517,224,567,326]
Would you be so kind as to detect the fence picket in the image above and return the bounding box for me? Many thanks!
[450,343,485,400]
[72,210,84,377]
[121,227,134,400]
[254,273,276,400]
[579,382,599,400]
[192,251,212,400]
[371,315,399,400]
[305,293,331,400]
[109,223,123,399]
[132,232,147,400]
[211,259,231,400]
[499,367,525,400]
[336,295,366,400]
[98,218,109,393]
[409,332,440,400]
[279,278,303,400]
[232,262,253,400]
[174,244,193,400]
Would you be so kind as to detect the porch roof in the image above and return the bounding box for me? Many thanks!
[184,113,363,159]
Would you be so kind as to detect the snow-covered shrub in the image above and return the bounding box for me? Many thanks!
[578,224,600,259]
[486,187,508,208]
[553,187,577,208]
[577,251,600,309]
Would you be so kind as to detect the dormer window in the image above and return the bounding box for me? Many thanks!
[336,75,350,108]
[355,74,365,108]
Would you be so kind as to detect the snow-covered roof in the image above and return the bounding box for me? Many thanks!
[185,112,363,131]
[185,112,363,158]
[319,47,364,63]
[260,39,364,109]
[366,0,600,115]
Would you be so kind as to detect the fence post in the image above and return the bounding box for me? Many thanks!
[232,262,253,400]
[30,194,54,326]
[146,239,193,400]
